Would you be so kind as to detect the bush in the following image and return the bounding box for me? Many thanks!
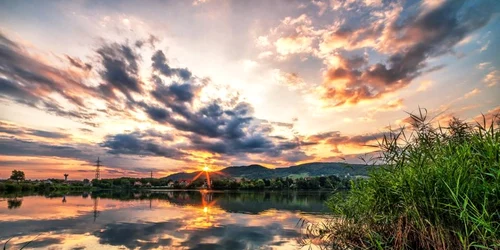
[306,110,500,249]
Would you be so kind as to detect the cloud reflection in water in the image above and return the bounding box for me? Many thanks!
[0,191,328,249]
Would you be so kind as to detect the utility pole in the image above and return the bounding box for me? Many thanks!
[93,197,99,222]
[95,157,101,181]
[150,171,153,179]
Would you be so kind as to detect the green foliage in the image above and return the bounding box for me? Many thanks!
[120,179,131,187]
[314,110,500,249]
[10,170,25,182]
[0,180,92,194]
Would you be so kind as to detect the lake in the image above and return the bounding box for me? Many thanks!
[0,190,331,249]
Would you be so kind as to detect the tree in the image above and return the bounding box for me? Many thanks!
[121,179,131,187]
[255,179,265,190]
[10,170,25,182]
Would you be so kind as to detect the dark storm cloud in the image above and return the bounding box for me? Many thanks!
[282,150,313,162]
[0,137,93,160]
[144,105,170,123]
[188,133,275,155]
[96,43,142,101]
[149,76,201,109]
[323,0,499,106]
[151,50,192,81]
[30,130,68,139]
[101,132,186,160]
[105,98,308,161]
[0,78,39,105]
[164,83,195,102]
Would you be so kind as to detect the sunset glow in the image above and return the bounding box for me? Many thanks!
[0,0,499,179]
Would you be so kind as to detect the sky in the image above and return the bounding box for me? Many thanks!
[0,0,499,180]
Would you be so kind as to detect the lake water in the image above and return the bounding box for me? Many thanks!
[0,191,330,249]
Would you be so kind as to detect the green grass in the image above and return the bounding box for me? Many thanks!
[305,109,500,249]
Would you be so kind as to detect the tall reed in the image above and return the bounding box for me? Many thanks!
[307,109,500,249]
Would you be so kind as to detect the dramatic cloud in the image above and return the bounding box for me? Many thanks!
[263,1,498,106]
[0,30,313,170]
[0,121,69,139]
[151,50,192,81]
[304,130,386,153]
[0,32,98,121]
[0,0,498,177]
[96,42,143,101]
[323,0,497,104]
[101,131,186,160]
[0,137,94,160]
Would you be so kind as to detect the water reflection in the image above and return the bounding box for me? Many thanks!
[0,191,329,249]
[7,198,22,209]
[93,197,99,222]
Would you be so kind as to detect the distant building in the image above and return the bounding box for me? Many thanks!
[145,182,152,187]
[133,181,143,187]
[167,181,174,188]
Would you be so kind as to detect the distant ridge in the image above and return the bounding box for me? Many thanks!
[164,162,372,180]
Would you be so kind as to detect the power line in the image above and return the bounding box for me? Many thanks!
[95,157,101,180]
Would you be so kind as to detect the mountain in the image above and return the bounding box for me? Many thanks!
[164,162,372,180]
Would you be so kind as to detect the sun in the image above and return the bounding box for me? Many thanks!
[203,166,210,172]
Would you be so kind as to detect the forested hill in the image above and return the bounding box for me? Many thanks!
[164,162,372,180]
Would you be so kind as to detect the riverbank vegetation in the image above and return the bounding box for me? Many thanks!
[0,179,92,193]
[1,174,351,195]
[305,111,499,249]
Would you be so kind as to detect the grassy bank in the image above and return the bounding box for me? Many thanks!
[306,111,499,249]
